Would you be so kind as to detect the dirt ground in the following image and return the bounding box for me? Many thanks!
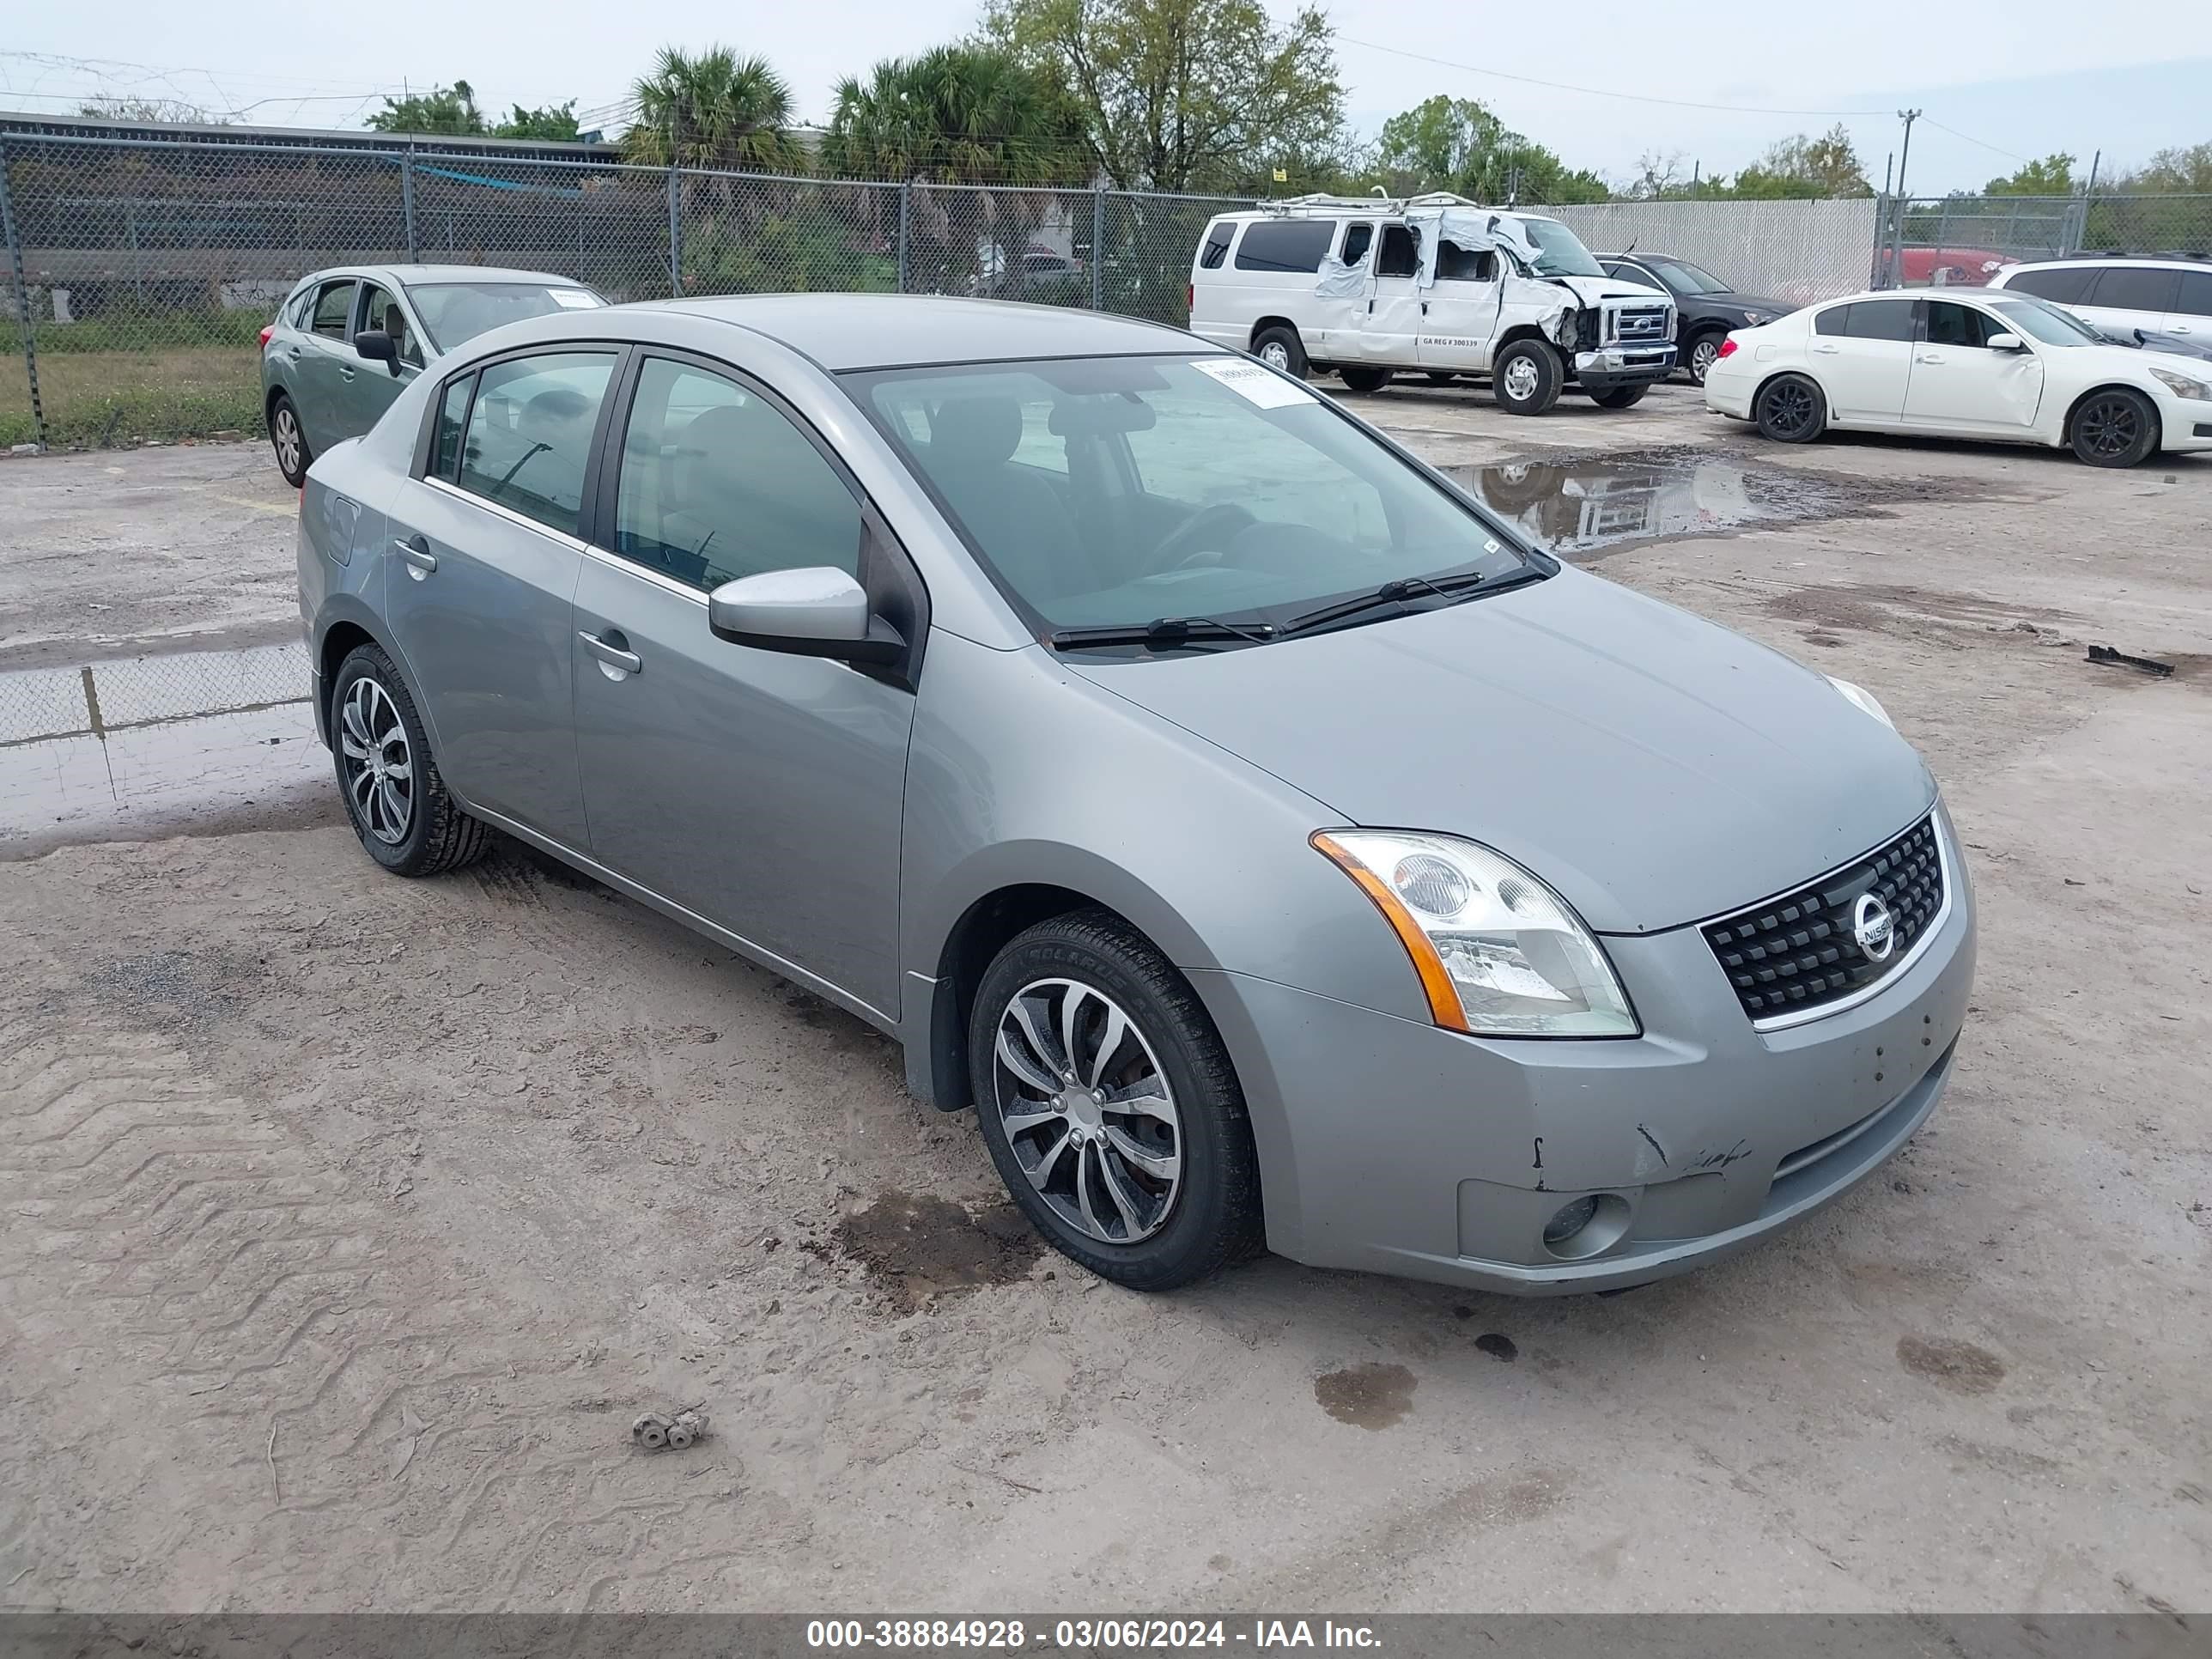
[1,383,2208,1615]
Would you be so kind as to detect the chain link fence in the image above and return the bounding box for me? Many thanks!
[1872,192,2212,287]
[0,130,1251,450]
[1534,197,1882,307]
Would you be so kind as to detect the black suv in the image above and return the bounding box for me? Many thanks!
[1596,253,1794,386]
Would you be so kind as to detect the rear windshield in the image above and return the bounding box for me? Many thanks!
[404,282,605,351]
[848,354,1532,635]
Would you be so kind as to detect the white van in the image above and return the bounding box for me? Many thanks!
[1188,193,1677,415]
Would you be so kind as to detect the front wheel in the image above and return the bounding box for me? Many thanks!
[330,643,491,877]
[969,909,1262,1291]
[1754,373,1826,443]
[2069,388,2159,467]
[270,392,311,487]
[1492,339,1563,416]
[1589,383,1649,410]
[1339,366,1394,393]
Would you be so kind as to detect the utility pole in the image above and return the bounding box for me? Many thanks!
[1890,110,1922,286]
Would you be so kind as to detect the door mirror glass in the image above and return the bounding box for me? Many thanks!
[354,329,399,369]
[1987,332,2025,352]
[708,567,903,664]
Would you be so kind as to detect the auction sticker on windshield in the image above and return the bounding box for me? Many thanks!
[1193,356,1318,408]
[551,289,601,307]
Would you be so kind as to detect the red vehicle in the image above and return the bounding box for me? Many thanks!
[1887,246,2013,288]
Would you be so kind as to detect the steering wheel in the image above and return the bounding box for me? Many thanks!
[1147,502,1257,574]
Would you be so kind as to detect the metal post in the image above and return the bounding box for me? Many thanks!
[896,179,912,295]
[401,149,418,262]
[667,167,682,296]
[1891,109,1921,287]
[1091,186,1104,311]
[0,139,47,450]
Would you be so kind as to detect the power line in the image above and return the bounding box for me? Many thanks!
[1919,117,2030,166]
[1335,36,1891,117]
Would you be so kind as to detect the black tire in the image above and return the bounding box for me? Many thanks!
[1250,325,1309,380]
[968,908,1263,1291]
[1492,338,1563,416]
[1424,370,1458,385]
[2068,387,2159,467]
[1339,366,1394,393]
[1589,383,1649,410]
[329,642,491,877]
[269,392,311,487]
[1754,373,1826,444]
[1684,331,1724,386]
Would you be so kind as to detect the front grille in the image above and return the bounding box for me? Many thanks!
[1609,305,1671,343]
[1702,816,1947,1024]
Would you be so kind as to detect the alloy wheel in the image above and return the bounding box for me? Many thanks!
[2076,396,2139,460]
[1690,338,1719,384]
[1259,341,1291,371]
[274,406,301,476]
[992,978,1183,1246]
[1764,380,1816,436]
[338,677,414,845]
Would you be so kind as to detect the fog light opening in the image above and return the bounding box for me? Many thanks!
[1541,1192,1632,1261]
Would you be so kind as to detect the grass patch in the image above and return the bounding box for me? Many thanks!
[0,346,264,449]
[0,309,272,356]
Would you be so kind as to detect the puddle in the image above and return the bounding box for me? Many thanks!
[1440,447,1869,558]
[1,638,331,854]
[832,1192,1043,1313]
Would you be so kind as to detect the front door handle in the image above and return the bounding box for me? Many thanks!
[395,535,437,577]
[1917,351,1947,364]
[579,630,642,676]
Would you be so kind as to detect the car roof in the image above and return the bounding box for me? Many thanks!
[297,264,592,289]
[621,294,1208,371]
[1998,256,2208,273]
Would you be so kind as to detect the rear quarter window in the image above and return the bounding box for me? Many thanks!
[1198,221,1236,270]
[2005,266,2094,304]
[1233,220,1336,275]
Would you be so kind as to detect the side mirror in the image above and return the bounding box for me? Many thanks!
[353,329,402,374]
[1987,332,2026,352]
[708,567,905,665]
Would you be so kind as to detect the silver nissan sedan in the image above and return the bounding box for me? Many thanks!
[296,295,1975,1295]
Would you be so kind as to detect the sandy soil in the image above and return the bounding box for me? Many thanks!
[1,386,2208,1614]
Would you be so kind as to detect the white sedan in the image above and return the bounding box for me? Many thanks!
[1704,286,2212,467]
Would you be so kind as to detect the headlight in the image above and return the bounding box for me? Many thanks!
[1312,831,1638,1037]
[1826,675,1894,729]
[1742,309,1770,325]
[2148,366,2211,401]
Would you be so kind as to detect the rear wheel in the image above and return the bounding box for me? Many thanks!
[1339,366,1394,393]
[969,909,1262,1291]
[270,392,311,486]
[1492,339,1562,416]
[2068,388,2159,467]
[1753,374,1826,443]
[1251,325,1308,379]
[1589,383,1649,410]
[330,643,490,877]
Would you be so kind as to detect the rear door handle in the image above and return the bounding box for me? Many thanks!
[394,535,437,576]
[1811,343,1840,354]
[579,631,642,676]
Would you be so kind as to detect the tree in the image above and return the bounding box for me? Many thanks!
[625,47,807,173]
[1370,95,1604,205]
[495,102,582,142]
[368,82,488,137]
[1984,153,2077,196]
[821,46,1090,185]
[2124,143,2212,194]
[1729,125,1872,198]
[983,0,1346,193]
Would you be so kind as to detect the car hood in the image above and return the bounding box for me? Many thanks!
[1705,290,1791,316]
[1549,276,1672,306]
[1064,568,1936,935]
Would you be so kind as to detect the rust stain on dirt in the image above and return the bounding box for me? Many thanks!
[833,1192,1042,1314]
[1897,1334,2006,1395]
[1314,1361,1417,1430]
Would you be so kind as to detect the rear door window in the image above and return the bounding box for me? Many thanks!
[1376,225,1420,278]
[310,279,357,340]
[454,350,619,538]
[1845,300,1917,341]
[1814,304,1853,336]
[2086,266,2179,313]
[1232,220,1336,274]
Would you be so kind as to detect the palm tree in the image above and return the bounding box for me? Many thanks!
[626,46,805,174]
[819,46,1089,188]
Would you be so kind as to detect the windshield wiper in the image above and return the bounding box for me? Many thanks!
[1283,570,1495,635]
[1048,616,1279,651]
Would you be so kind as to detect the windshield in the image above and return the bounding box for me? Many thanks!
[1990,296,2100,347]
[850,355,1534,636]
[404,282,604,351]
[1516,217,1605,278]
[1647,258,1729,295]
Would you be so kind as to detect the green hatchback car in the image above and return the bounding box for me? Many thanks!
[261,264,605,484]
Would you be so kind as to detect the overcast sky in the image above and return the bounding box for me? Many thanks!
[5,0,2209,193]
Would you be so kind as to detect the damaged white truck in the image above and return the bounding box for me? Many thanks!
[1188,193,1678,415]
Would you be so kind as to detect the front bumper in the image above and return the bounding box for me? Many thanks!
[1194,808,1977,1295]
[1575,345,1677,391]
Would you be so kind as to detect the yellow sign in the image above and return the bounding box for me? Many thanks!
[1272,167,1288,182]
